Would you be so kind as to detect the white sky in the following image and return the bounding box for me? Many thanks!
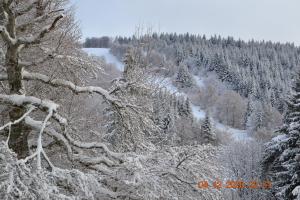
[70,0,300,45]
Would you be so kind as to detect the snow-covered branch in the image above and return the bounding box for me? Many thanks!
[0,94,59,111]
[0,106,35,146]
[0,26,17,45]
[24,117,120,169]
[22,71,123,107]
[15,2,36,17]
[36,109,54,169]
[0,94,67,127]
[63,131,122,161]
[19,54,54,67]
[74,154,115,167]
[17,14,64,45]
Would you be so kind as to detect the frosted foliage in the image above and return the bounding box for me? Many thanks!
[0,142,113,200]
[110,145,224,200]
[262,74,300,200]
[0,142,225,200]
[175,64,195,88]
[292,186,300,199]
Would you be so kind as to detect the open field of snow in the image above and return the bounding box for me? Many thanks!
[83,48,124,71]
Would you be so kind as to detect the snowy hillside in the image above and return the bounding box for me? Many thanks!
[83,48,251,142]
[83,48,124,71]
[1,1,296,199]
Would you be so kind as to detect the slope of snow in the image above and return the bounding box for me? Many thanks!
[215,123,252,141]
[83,48,124,71]
[156,77,205,120]
[84,49,251,142]
[191,105,206,120]
[193,75,205,88]
[154,76,250,141]
[155,77,185,96]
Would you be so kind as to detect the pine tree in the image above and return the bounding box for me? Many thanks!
[262,73,300,200]
[248,101,264,132]
[185,98,192,117]
[201,113,216,144]
[244,99,254,129]
[177,97,192,118]
[175,63,194,88]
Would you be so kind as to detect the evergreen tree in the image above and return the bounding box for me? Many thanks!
[111,33,300,113]
[244,99,254,129]
[262,73,300,200]
[177,97,192,118]
[248,101,264,132]
[201,113,216,144]
[185,98,192,116]
[175,63,194,88]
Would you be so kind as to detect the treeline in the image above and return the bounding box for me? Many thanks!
[84,36,112,48]
[111,33,300,113]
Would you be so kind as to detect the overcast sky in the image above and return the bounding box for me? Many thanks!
[70,0,300,45]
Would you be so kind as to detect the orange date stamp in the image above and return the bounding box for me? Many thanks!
[198,180,272,190]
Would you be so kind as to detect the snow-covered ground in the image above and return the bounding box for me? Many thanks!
[191,105,206,120]
[155,77,206,120]
[83,48,251,141]
[155,77,186,96]
[83,48,124,71]
[193,75,205,88]
[215,123,252,141]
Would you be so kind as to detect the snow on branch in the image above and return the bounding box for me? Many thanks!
[36,109,54,169]
[0,106,36,145]
[73,154,115,167]
[63,131,122,161]
[23,71,123,107]
[0,26,17,45]
[19,54,54,67]
[24,117,120,169]
[16,8,64,32]
[17,14,64,45]
[25,117,73,157]
[0,94,67,127]
[0,69,132,109]
[0,94,59,111]
[15,1,38,17]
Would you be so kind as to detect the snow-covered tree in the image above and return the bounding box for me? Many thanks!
[175,63,194,88]
[111,33,297,122]
[262,73,300,199]
[177,96,192,118]
[0,0,130,174]
[200,113,216,144]
[104,48,161,152]
[221,140,274,200]
[0,140,225,200]
[215,90,247,129]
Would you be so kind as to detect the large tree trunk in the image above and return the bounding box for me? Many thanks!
[8,107,30,159]
[6,45,30,159]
